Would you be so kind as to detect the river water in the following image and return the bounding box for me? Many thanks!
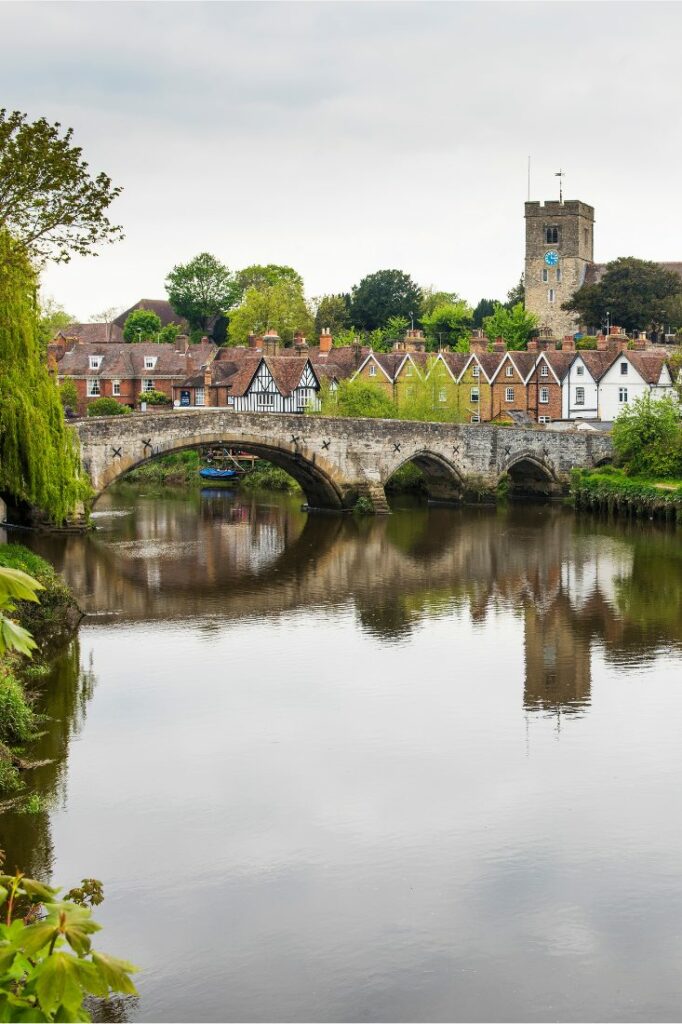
[2,486,682,1022]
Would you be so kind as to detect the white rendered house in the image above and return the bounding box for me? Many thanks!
[597,352,675,422]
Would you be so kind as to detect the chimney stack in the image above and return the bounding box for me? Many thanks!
[319,328,333,354]
[493,336,506,352]
[562,335,576,352]
[470,330,488,355]
[404,329,426,353]
[263,329,281,357]
[293,331,308,354]
[203,364,213,404]
[597,333,609,351]
[526,339,538,352]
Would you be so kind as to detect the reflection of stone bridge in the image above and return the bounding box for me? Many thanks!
[74,411,613,511]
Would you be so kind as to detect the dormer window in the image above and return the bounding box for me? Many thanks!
[144,356,157,370]
[545,226,559,244]
[89,356,102,370]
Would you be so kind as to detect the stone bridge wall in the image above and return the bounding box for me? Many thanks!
[73,410,613,512]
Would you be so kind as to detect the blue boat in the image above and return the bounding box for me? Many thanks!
[199,468,240,480]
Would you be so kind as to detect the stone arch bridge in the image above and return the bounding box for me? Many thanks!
[74,410,612,512]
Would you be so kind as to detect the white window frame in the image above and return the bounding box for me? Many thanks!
[438,388,447,403]
[86,378,100,397]
[619,387,628,403]
[472,364,480,377]
[89,356,102,370]
[505,386,515,403]
[142,379,155,392]
[369,364,377,377]
[112,380,121,396]
[505,365,513,377]
[576,365,584,376]
[575,387,585,406]
[539,386,549,404]
[257,392,275,407]
[540,364,548,377]
[470,413,480,424]
[144,356,157,370]
[542,268,548,283]
[620,361,628,375]
[470,387,479,403]
[195,387,205,407]
[538,415,552,424]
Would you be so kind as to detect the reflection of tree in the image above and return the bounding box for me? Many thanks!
[0,638,97,880]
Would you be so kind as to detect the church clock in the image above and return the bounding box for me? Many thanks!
[544,250,559,267]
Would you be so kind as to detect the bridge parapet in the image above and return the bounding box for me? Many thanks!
[73,410,613,513]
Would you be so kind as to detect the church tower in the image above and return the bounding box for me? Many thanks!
[524,199,595,337]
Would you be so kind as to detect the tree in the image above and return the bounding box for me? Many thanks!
[505,275,525,308]
[385,315,410,339]
[228,280,314,346]
[422,300,473,350]
[90,305,122,343]
[420,288,460,319]
[86,397,131,416]
[235,264,303,296]
[159,321,181,344]
[36,296,73,351]
[320,378,396,418]
[165,253,239,332]
[563,257,682,333]
[472,298,497,328]
[313,293,351,336]
[350,270,423,331]
[483,302,538,350]
[612,393,682,478]
[59,377,78,412]
[0,231,88,523]
[0,108,123,264]
[123,308,162,343]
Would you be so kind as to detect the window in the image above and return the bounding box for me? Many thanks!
[89,356,102,370]
[620,361,628,375]
[144,356,157,370]
[406,386,415,397]
[112,381,121,396]
[86,378,100,397]
[545,226,559,244]
[142,379,155,392]
[195,387,205,407]
[540,364,548,377]
[619,387,628,403]
[438,388,447,403]
[575,387,585,405]
[257,393,275,407]
[470,414,480,424]
[584,228,589,246]
[542,269,548,283]
[576,365,584,376]
[539,387,549,404]
[369,364,376,377]
[470,387,479,403]
[505,365,513,377]
[406,363,413,376]
[472,364,480,377]
[556,267,562,283]
[299,388,312,407]
[548,288,555,303]
[505,387,515,403]
[227,395,235,406]
[538,415,552,424]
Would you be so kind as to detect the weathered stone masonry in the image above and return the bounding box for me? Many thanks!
[73,410,613,513]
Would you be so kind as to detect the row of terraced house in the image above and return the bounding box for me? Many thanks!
[49,319,678,426]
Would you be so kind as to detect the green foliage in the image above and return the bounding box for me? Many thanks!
[472,298,497,328]
[86,398,130,417]
[236,264,303,296]
[572,467,682,522]
[482,302,538,350]
[0,545,78,656]
[0,662,38,742]
[575,335,598,350]
[37,298,73,352]
[331,328,359,348]
[0,108,123,264]
[58,378,78,412]
[0,867,137,1021]
[612,393,682,478]
[0,233,89,523]
[158,322,181,344]
[350,269,423,331]
[505,275,525,308]
[421,300,473,350]
[385,315,410,339]
[397,366,465,423]
[139,389,170,406]
[122,309,161,343]
[564,257,682,333]
[353,496,374,514]
[126,450,200,485]
[228,280,314,347]
[240,464,300,493]
[313,294,351,336]
[420,288,460,319]
[321,378,397,419]
[166,253,239,331]
[385,462,427,494]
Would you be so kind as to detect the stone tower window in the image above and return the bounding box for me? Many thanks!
[545,226,559,244]
[542,269,548,283]
[548,288,555,303]
[584,228,589,246]
[556,268,562,283]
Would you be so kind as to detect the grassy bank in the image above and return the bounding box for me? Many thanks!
[571,468,682,523]
[125,450,301,493]
[239,463,301,493]
[0,545,81,797]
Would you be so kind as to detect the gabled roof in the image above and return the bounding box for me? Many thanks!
[493,351,537,383]
[113,299,189,331]
[394,352,428,379]
[624,351,671,385]
[57,341,214,378]
[573,350,618,382]
[57,322,124,345]
[535,351,575,383]
[427,352,468,382]
[476,352,505,382]
[353,351,401,382]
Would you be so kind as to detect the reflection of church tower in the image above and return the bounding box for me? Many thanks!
[523,600,591,713]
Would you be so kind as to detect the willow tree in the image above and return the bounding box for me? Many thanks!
[0,233,88,522]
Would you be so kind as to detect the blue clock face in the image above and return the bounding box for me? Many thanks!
[544,250,559,267]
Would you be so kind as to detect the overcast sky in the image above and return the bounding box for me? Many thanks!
[3,1,682,321]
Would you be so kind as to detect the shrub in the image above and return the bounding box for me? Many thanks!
[612,393,682,478]
[59,377,78,410]
[0,663,37,745]
[139,389,170,406]
[86,397,131,417]
[320,378,397,418]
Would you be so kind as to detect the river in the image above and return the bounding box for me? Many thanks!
[2,485,682,1022]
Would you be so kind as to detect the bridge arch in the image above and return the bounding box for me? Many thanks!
[385,449,464,504]
[91,431,351,511]
[503,451,563,497]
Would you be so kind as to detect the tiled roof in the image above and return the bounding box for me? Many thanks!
[57,322,124,345]
[57,341,215,378]
[435,353,468,380]
[574,351,618,381]
[476,352,505,381]
[539,352,575,381]
[505,352,537,380]
[626,351,670,384]
[113,299,189,331]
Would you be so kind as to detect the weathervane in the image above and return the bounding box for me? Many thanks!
[555,168,565,203]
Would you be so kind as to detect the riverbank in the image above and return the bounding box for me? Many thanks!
[125,451,301,493]
[572,467,682,522]
[0,545,81,798]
